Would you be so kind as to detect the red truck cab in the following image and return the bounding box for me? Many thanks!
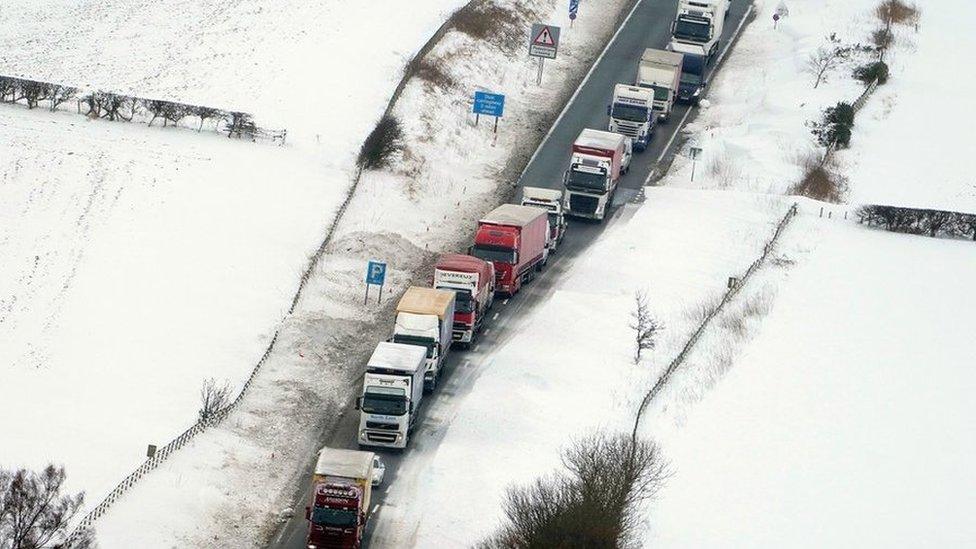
[472,204,549,296]
[433,254,495,346]
[306,483,366,549]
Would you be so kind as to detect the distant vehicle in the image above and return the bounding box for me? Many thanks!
[637,49,684,121]
[305,447,380,549]
[433,254,495,347]
[371,455,386,486]
[563,129,627,222]
[521,187,568,251]
[607,84,655,150]
[670,0,729,62]
[472,204,549,296]
[356,341,427,448]
[392,287,456,392]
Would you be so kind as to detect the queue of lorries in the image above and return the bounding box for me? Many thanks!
[304,1,731,547]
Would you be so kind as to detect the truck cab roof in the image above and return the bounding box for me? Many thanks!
[367,341,427,372]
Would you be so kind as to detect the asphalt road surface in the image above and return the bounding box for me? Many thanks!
[272,0,752,546]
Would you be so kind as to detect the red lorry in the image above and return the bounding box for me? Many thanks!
[472,204,549,296]
[433,254,495,346]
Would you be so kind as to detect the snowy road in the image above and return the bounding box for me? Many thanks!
[271,0,754,546]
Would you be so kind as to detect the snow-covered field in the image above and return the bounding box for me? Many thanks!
[384,0,976,546]
[1,0,467,512]
[645,217,976,547]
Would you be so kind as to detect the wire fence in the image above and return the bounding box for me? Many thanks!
[631,202,799,439]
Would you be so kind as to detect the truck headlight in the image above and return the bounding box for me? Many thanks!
[693,89,701,97]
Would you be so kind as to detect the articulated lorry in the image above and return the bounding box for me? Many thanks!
[356,341,427,448]
[520,187,567,252]
[637,49,683,122]
[433,254,495,346]
[670,0,729,62]
[305,447,377,549]
[472,204,549,297]
[392,287,455,392]
[608,84,655,150]
[563,129,627,222]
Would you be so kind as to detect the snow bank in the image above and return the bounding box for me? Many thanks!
[0,0,467,519]
[645,218,976,547]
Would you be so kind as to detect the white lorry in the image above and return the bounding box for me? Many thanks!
[608,84,655,151]
[392,287,456,392]
[669,0,729,63]
[356,342,427,449]
[563,129,628,222]
[520,187,567,251]
[637,49,684,122]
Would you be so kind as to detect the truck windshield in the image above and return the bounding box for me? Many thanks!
[391,334,435,358]
[471,245,517,265]
[311,507,358,527]
[650,85,670,102]
[680,73,702,85]
[610,103,647,122]
[566,169,608,192]
[674,19,711,41]
[450,290,475,314]
[362,386,408,416]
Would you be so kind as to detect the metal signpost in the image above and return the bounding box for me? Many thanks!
[689,146,703,181]
[473,91,506,134]
[569,0,579,26]
[528,23,561,85]
[364,260,387,304]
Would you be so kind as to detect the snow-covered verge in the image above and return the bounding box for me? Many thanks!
[643,217,976,547]
[1,0,469,529]
[77,0,638,546]
[376,189,807,546]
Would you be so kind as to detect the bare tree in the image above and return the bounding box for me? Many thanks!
[16,80,51,109]
[224,111,256,139]
[630,290,660,364]
[480,432,669,549]
[0,76,17,102]
[198,378,231,423]
[0,465,92,549]
[805,34,852,88]
[161,102,190,127]
[48,84,78,112]
[192,105,223,131]
[143,99,167,126]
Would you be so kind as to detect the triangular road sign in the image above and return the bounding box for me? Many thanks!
[533,26,555,46]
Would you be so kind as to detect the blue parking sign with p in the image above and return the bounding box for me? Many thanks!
[366,261,387,285]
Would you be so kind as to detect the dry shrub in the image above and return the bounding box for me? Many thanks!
[406,56,457,90]
[449,0,539,51]
[875,0,920,26]
[870,27,893,50]
[357,115,404,170]
[792,159,847,203]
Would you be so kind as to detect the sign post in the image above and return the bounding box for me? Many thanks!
[473,91,506,136]
[569,0,579,27]
[528,23,561,85]
[364,260,387,305]
[689,146,703,182]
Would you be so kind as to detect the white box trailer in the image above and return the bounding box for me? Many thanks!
[637,49,684,122]
[393,287,456,392]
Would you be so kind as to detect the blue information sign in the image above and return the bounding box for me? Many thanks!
[569,0,579,19]
[473,91,505,117]
[365,260,387,286]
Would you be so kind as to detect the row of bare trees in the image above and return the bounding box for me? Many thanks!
[1,465,92,549]
[0,75,280,142]
[857,205,976,240]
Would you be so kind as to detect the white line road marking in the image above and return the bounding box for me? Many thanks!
[463,361,471,369]
[474,344,481,352]
[503,299,509,305]
[493,312,499,320]
[484,329,492,335]
[372,504,379,515]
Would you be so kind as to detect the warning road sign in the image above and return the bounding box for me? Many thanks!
[528,23,560,59]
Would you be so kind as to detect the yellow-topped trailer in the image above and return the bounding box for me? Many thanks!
[393,287,456,393]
